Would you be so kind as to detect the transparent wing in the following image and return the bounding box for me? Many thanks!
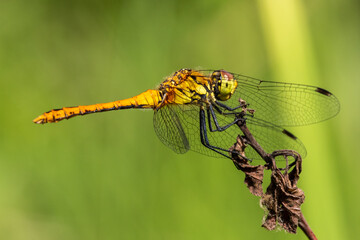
[153,104,190,154]
[204,108,307,160]
[154,104,219,157]
[197,70,340,127]
[245,118,307,160]
[231,74,340,126]
[154,104,306,161]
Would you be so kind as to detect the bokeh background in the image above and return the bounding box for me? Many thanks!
[0,0,359,239]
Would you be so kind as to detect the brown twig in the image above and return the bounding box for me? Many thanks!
[299,213,317,240]
[231,117,317,239]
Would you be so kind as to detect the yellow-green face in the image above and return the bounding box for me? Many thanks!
[211,70,238,101]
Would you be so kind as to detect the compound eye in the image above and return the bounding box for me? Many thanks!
[211,70,237,101]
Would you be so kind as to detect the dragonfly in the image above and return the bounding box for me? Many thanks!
[33,69,340,160]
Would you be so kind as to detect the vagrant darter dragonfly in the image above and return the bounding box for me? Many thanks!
[33,69,340,160]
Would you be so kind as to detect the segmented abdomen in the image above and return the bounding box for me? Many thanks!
[33,89,162,124]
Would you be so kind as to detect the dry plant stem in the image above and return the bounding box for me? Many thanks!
[235,121,317,240]
[299,213,317,240]
[237,121,268,161]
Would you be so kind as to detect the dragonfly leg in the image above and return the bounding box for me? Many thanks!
[211,102,247,116]
[200,108,252,162]
[199,108,233,159]
[213,100,255,118]
[200,108,249,159]
[207,105,238,132]
[215,100,244,111]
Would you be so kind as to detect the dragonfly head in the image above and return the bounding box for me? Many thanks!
[211,70,238,101]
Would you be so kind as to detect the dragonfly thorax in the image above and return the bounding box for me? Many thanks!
[211,70,238,101]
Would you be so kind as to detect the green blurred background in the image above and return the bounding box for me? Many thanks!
[0,0,359,239]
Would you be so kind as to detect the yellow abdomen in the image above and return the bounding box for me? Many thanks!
[33,89,162,124]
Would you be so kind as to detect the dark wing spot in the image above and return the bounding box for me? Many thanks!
[315,87,332,96]
[282,129,297,140]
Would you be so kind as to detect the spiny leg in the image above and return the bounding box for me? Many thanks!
[202,107,252,162]
[199,108,233,159]
[215,100,244,111]
[200,107,251,160]
[213,100,254,117]
[211,102,243,117]
[207,104,239,132]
